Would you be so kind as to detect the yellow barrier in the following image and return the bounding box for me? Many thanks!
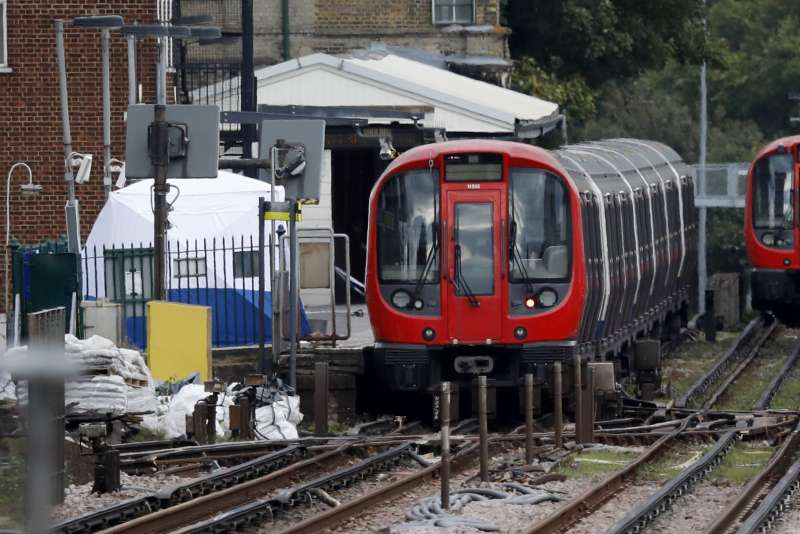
[146,301,212,382]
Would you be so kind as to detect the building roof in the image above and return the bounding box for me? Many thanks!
[205,51,561,137]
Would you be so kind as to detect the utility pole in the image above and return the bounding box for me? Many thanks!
[152,105,169,301]
[698,1,708,315]
[241,0,256,164]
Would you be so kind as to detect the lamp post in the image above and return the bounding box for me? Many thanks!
[4,162,42,314]
[72,16,125,202]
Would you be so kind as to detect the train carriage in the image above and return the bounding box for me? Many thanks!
[745,136,800,323]
[364,139,695,406]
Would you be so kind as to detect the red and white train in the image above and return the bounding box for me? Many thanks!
[745,136,800,323]
[365,139,695,404]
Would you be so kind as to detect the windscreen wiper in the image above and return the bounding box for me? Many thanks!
[455,244,479,307]
[509,221,535,295]
[413,223,439,298]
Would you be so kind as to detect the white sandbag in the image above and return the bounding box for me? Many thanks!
[0,346,21,402]
[64,334,116,353]
[126,385,159,414]
[255,393,303,440]
[163,384,233,439]
[64,375,128,414]
[140,395,171,435]
[0,370,15,402]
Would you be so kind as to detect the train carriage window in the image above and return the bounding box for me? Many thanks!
[377,169,440,283]
[508,169,571,281]
[753,153,794,230]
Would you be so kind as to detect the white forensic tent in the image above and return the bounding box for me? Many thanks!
[82,171,302,348]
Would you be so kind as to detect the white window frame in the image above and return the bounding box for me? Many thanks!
[432,0,476,25]
[173,256,207,278]
[0,0,8,68]
[233,250,260,279]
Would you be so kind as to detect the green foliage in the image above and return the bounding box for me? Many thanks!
[511,58,595,121]
[506,0,708,88]
[708,0,800,138]
[706,208,747,274]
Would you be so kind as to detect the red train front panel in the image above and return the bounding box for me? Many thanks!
[365,140,586,392]
[745,136,800,319]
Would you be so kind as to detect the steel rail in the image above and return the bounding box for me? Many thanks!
[701,321,777,410]
[676,316,765,408]
[277,442,481,534]
[99,445,355,534]
[606,430,739,534]
[704,421,800,534]
[754,339,800,410]
[173,442,415,533]
[522,416,696,534]
[55,446,307,534]
[736,457,800,533]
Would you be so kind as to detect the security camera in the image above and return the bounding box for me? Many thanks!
[379,137,397,161]
[277,145,306,178]
[74,155,93,184]
[110,160,126,189]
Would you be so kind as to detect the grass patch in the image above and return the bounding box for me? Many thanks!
[771,364,800,410]
[710,443,773,484]
[638,442,709,482]
[558,449,639,479]
[713,329,796,411]
[663,332,739,403]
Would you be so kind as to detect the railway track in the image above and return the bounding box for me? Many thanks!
[676,315,775,410]
[521,320,800,534]
[595,325,800,534]
[699,337,800,534]
[521,416,701,533]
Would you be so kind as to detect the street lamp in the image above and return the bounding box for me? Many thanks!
[5,162,42,315]
[72,16,124,201]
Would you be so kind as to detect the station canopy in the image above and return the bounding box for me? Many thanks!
[201,50,562,138]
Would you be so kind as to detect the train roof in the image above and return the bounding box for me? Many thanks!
[386,139,563,174]
[752,135,800,161]
[383,138,688,192]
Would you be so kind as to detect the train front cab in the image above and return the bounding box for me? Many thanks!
[746,138,800,322]
[365,142,585,407]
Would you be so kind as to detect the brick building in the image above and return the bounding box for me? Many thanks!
[0,1,160,311]
[180,0,509,82]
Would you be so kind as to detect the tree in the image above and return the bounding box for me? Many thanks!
[506,0,708,88]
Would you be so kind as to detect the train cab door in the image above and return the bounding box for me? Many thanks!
[444,189,503,343]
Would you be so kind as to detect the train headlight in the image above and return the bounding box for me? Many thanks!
[537,289,558,308]
[391,290,412,309]
[514,326,527,340]
[422,327,436,341]
[524,296,536,309]
[413,298,424,310]
[762,233,775,246]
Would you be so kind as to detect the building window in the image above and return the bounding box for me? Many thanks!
[174,257,207,278]
[433,0,474,24]
[233,251,260,278]
[0,0,7,67]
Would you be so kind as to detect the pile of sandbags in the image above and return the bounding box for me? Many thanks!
[6,334,158,417]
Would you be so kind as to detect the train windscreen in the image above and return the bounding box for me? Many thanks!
[377,169,440,283]
[753,153,794,231]
[508,169,571,280]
